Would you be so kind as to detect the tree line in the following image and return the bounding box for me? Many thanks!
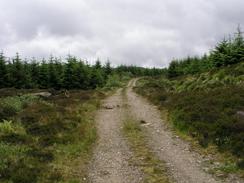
[0,54,165,89]
[168,27,244,77]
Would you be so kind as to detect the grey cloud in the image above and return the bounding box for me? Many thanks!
[0,0,243,67]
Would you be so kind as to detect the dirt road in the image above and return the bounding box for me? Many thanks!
[88,89,143,183]
[88,79,236,183]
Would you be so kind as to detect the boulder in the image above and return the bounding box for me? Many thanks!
[31,92,52,98]
[103,105,114,110]
[236,111,244,123]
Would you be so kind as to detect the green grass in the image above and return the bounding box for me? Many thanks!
[0,90,104,183]
[123,118,171,183]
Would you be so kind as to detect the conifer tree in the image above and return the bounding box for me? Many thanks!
[48,56,62,89]
[231,26,244,63]
[210,38,231,67]
[0,52,7,88]
[168,60,180,77]
[95,59,102,70]
[105,60,112,76]
[23,60,33,88]
[38,59,49,88]
[63,56,80,89]
[11,53,26,88]
[76,60,90,89]
[29,58,40,88]
[54,58,64,88]
[89,59,105,88]
[90,68,105,88]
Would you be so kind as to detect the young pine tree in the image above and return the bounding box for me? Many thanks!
[210,38,231,67]
[231,26,244,63]
[76,60,90,89]
[63,56,80,89]
[0,52,8,88]
[29,58,40,88]
[104,60,114,82]
[38,59,49,88]
[105,60,112,76]
[95,59,102,70]
[90,68,105,89]
[48,56,62,89]
[91,59,106,88]
[168,60,180,78]
[54,58,64,88]
[23,60,33,88]
[11,53,27,88]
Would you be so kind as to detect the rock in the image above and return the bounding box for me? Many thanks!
[64,90,70,98]
[143,123,151,126]
[100,170,110,176]
[213,162,221,166]
[31,92,52,98]
[203,167,210,172]
[140,120,147,124]
[140,120,151,126]
[197,160,202,164]
[103,105,114,109]
[236,111,244,122]
[215,171,227,178]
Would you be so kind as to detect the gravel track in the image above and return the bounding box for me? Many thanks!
[88,89,142,183]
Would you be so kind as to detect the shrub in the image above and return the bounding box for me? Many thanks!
[105,74,122,88]
[0,120,25,135]
[8,158,42,183]
[0,95,39,120]
[0,90,101,182]
[0,120,29,146]
[168,86,244,156]
[0,143,29,179]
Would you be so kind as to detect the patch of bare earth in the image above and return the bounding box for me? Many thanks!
[126,79,223,183]
[88,89,142,183]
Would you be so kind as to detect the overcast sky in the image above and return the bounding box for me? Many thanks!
[0,0,243,67]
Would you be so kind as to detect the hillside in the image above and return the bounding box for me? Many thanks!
[135,62,244,175]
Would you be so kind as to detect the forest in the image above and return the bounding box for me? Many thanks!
[0,53,165,90]
[168,27,244,77]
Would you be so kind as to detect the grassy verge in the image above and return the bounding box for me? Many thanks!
[0,90,105,183]
[123,116,171,183]
[122,85,170,182]
[160,109,243,178]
